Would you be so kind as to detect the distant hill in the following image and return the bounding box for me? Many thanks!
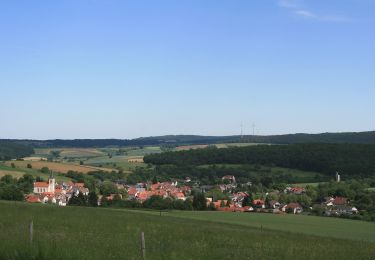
[1,131,375,148]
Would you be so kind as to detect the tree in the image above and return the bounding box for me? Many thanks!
[69,192,87,206]
[99,182,118,196]
[1,175,16,184]
[88,191,98,207]
[193,192,207,210]
[40,167,50,174]
[100,195,110,207]
[242,195,252,207]
[152,175,158,184]
[0,184,24,201]
[17,174,34,193]
[209,202,216,211]
[11,163,15,168]
[27,164,32,169]
[80,161,84,165]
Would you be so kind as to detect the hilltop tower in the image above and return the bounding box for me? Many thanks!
[335,172,341,182]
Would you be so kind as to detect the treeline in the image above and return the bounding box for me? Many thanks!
[2,131,375,148]
[144,144,375,177]
[0,141,34,160]
[0,136,235,148]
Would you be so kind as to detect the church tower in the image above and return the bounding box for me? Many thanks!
[48,172,56,193]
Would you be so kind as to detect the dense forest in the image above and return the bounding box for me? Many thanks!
[144,144,375,178]
[1,131,375,148]
[0,141,34,160]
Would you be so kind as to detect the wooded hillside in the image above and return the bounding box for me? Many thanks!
[144,143,375,177]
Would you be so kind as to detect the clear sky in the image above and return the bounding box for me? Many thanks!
[0,0,374,139]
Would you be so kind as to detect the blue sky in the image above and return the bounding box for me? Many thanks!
[0,0,374,139]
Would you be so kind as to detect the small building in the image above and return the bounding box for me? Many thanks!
[283,203,303,214]
[253,199,265,209]
[222,175,236,183]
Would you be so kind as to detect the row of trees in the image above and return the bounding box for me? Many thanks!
[69,191,208,211]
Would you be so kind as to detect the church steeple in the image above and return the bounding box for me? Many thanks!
[48,171,56,193]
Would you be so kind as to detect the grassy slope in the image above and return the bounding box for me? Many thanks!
[162,211,375,242]
[0,201,374,259]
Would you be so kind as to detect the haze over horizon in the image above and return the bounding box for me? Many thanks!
[1,0,374,139]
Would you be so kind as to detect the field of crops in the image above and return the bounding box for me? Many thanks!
[0,201,374,259]
[4,161,114,174]
[0,164,72,182]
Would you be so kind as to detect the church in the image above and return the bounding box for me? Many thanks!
[33,173,56,194]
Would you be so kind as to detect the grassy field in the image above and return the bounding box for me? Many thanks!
[34,147,160,172]
[34,148,106,158]
[0,201,374,259]
[0,164,72,182]
[4,161,115,174]
[83,155,145,171]
[163,211,375,242]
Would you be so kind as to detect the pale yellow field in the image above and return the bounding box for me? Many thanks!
[175,145,209,151]
[5,161,115,174]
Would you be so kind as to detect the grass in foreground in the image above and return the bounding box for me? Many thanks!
[0,201,374,259]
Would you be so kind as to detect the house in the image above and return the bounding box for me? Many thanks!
[242,206,254,212]
[127,187,138,199]
[285,187,305,195]
[222,175,236,183]
[253,199,265,209]
[333,197,348,206]
[171,192,186,201]
[283,203,303,214]
[269,200,281,209]
[325,205,358,216]
[26,194,41,203]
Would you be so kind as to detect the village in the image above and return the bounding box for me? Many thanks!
[25,172,359,217]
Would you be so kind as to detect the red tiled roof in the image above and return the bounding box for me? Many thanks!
[128,187,137,195]
[26,195,40,203]
[34,182,49,188]
[333,197,347,205]
[42,192,55,196]
[253,199,265,205]
[286,203,302,209]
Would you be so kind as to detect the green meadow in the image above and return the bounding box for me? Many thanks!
[0,201,374,259]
